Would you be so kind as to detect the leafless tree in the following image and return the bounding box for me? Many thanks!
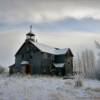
[95,41,100,80]
[95,41,100,49]
[81,49,95,78]
[0,65,5,74]
[74,49,95,79]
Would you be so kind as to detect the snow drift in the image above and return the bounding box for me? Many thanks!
[0,75,100,100]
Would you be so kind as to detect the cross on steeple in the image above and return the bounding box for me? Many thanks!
[30,25,32,33]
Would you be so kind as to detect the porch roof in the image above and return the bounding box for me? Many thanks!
[21,61,29,65]
[53,63,64,68]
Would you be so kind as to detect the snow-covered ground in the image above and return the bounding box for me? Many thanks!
[0,74,100,100]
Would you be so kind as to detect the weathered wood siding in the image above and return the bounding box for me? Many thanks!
[14,40,73,76]
[64,56,73,75]
[15,41,53,74]
[41,53,54,74]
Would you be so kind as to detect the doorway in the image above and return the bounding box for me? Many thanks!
[25,64,32,75]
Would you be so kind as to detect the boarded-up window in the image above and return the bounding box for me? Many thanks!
[43,53,48,59]
[26,47,30,52]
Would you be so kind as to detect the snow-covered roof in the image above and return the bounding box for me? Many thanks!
[55,48,68,55]
[30,41,68,55]
[53,63,64,68]
[21,61,29,65]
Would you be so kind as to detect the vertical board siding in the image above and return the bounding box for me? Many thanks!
[14,41,73,76]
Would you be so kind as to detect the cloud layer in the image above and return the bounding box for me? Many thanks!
[0,0,100,23]
[0,0,100,66]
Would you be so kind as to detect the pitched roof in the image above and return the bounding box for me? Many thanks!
[15,40,73,56]
[8,64,15,68]
[30,41,69,55]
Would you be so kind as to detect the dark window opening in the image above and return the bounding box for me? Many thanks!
[22,55,24,59]
[68,62,70,64]
[29,55,32,59]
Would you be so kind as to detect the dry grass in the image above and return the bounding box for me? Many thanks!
[86,87,100,92]
[48,92,65,100]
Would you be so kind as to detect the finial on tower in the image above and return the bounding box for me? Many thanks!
[30,25,32,33]
[26,25,37,42]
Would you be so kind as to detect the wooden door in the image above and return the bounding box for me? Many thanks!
[25,64,32,75]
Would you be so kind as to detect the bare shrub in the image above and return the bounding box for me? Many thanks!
[86,87,100,92]
[74,79,83,87]
[48,92,65,100]
[0,66,5,74]
[74,73,83,88]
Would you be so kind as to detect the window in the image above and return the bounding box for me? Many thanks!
[29,55,32,59]
[67,58,71,65]
[26,47,30,53]
[22,54,24,59]
[68,62,70,65]
[43,53,48,59]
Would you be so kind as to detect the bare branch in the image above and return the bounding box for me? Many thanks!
[95,41,100,49]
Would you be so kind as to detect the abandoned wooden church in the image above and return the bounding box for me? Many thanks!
[9,28,73,76]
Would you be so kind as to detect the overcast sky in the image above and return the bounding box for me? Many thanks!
[0,0,100,66]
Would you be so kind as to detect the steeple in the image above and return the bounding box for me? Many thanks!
[26,25,36,42]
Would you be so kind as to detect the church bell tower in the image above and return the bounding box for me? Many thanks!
[26,25,36,42]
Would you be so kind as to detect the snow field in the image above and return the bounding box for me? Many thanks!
[0,75,100,100]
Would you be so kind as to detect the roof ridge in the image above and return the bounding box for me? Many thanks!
[30,40,68,55]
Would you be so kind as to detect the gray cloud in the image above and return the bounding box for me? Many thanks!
[0,0,100,23]
[0,0,100,66]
